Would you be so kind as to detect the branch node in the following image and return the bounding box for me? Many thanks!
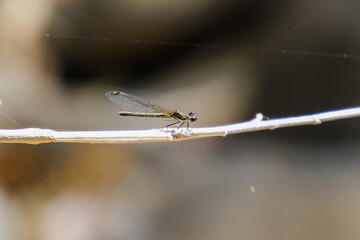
[171,128,194,140]
[313,117,322,124]
[270,125,279,130]
[253,113,264,122]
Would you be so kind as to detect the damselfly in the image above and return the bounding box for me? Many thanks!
[105,91,198,128]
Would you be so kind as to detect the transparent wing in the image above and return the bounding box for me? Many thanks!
[105,91,170,114]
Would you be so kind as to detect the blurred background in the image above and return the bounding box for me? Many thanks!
[1,0,360,239]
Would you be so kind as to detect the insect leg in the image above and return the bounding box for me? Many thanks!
[166,121,180,128]
[177,121,185,129]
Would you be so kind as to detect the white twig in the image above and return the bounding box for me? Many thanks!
[0,106,360,144]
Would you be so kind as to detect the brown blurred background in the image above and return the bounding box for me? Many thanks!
[1,0,360,239]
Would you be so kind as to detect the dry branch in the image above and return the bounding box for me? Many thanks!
[0,107,360,144]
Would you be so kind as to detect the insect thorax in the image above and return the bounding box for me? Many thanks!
[170,111,187,121]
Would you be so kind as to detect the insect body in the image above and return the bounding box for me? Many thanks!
[105,91,198,128]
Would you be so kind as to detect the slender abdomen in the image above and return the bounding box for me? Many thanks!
[119,112,171,118]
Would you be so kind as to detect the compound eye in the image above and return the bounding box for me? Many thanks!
[189,111,195,116]
[190,116,198,123]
